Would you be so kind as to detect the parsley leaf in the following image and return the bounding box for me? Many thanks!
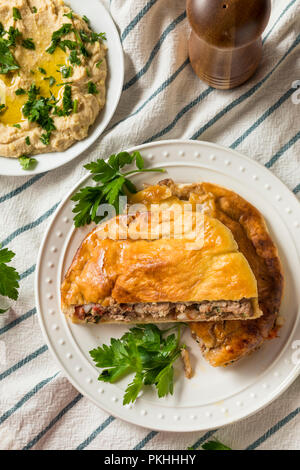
[73,98,78,113]
[62,84,73,115]
[15,88,26,95]
[71,151,165,227]
[82,15,90,26]
[0,37,20,74]
[60,65,73,79]
[69,50,81,65]
[64,11,73,20]
[44,76,56,87]
[13,8,22,20]
[46,23,73,54]
[90,324,185,405]
[59,40,77,52]
[19,155,37,170]
[22,84,57,145]
[22,38,35,50]
[87,81,98,94]
[7,27,22,47]
[0,246,20,306]
[201,440,232,451]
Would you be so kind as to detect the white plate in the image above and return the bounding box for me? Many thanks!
[0,0,124,176]
[35,140,300,432]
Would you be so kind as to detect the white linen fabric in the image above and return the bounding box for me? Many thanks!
[0,0,299,450]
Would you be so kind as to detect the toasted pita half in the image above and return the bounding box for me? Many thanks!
[138,179,283,366]
[61,209,262,324]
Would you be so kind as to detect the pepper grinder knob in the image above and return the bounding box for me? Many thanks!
[187,0,271,89]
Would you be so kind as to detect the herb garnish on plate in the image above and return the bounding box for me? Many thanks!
[71,151,165,227]
[90,324,186,405]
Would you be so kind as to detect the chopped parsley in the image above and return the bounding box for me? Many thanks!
[79,30,90,43]
[46,23,73,54]
[44,76,56,87]
[59,39,77,52]
[38,67,47,75]
[90,324,186,405]
[87,81,98,94]
[0,245,20,312]
[80,44,90,58]
[25,136,31,146]
[22,84,57,146]
[13,8,22,21]
[15,88,26,95]
[73,98,78,113]
[22,38,35,50]
[62,84,73,114]
[64,11,73,20]
[32,7,37,14]
[0,104,7,113]
[13,124,21,128]
[86,67,91,77]
[91,32,106,43]
[96,60,103,68]
[69,50,81,65]
[82,15,90,26]
[71,151,165,227]
[202,440,232,451]
[18,155,37,170]
[7,27,22,47]
[0,37,20,74]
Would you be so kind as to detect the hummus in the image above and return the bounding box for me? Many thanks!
[0,0,107,158]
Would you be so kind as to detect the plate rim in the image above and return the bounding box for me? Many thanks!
[35,139,300,432]
[0,0,124,177]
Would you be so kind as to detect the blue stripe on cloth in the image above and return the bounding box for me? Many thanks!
[262,0,297,44]
[123,11,187,91]
[0,201,59,247]
[230,87,295,149]
[246,407,300,450]
[191,430,218,449]
[23,393,83,450]
[20,264,36,281]
[109,58,189,132]
[0,372,58,426]
[146,87,213,143]
[0,174,45,205]
[134,431,159,450]
[76,416,116,450]
[0,307,36,336]
[0,344,47,381]
[190,34,300,141]
[293,184,300,194]
[121,0,159,42]
[265,131,300,168]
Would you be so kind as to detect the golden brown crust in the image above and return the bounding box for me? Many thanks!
[61,210,262,322]
[157,179,283,366]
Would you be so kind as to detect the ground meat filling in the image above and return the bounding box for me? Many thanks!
[74,299,254,323]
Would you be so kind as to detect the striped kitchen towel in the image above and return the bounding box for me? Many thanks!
[0,0,299,450]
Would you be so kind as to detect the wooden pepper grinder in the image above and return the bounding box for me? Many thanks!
[187,0,271,89]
